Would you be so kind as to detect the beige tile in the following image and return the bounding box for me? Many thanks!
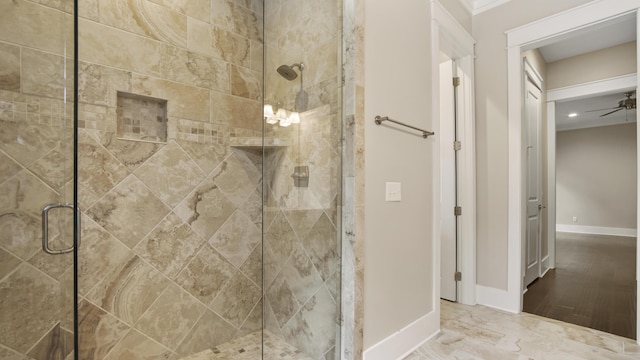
[0,247,20,280]
[0,151,22,185]
[302,214,338,281]
[0,42,20,92]
[264,211,298,270]
[27,323,74,360]
[79,0,100,21]
[27,231,73,280]
[135,284,206,350]
[174,244,235,305]
[99,0,187,47]
[86,255,170,325]
[78,300,130,360]
[212,151,261,207]
[134,212,205,279]
[22,48,72,100]
[174,310,236,357]
[79,62,132,107]
[210,91,261,131]
[213,27,252,67]
[174,174,235,241]
[0,264,60,353]
[209,210,260,268]
[95,131,163,172]
[277,244,324,307]
[79,18,163,77]
[103,329,173,360]
[0,345,23,360]
[149,0,210,22]
[265,274,300,328]
[231,65,262,100]
[161,46,230,92]
[132,74,210,122]
[85,175,171,248]
[211,0,262,42]
[283,209,323,240]
[0,119,61,168]
[239,243,262,286]
[0,0,69,55]
[250,40,263,73]
[175,139,227,175]
[78,215,133,295]
[134,141,206,207]
[238,185,262,228]
[210,272,261,327]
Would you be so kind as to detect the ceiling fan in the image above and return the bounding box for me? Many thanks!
[585,91,636,117]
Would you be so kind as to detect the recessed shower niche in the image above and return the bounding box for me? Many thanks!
[116,91,168,142]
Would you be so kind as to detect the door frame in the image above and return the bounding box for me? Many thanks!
[431,0,477,306]
[505,1,640,341]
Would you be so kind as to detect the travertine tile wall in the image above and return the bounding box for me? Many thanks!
[262,0,343,359]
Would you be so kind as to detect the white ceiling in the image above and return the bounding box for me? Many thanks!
[556,92,636,131]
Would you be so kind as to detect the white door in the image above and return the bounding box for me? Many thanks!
[524,68,543,288]
[440,57,457,301]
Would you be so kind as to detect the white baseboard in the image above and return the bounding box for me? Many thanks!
[363,309,439,360]
[475,285,519,314]
[541,255,550,276]
[556,224,637,237]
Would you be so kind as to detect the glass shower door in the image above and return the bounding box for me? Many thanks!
[0,1,77,359]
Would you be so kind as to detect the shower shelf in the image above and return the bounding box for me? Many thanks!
[229,137,290,149]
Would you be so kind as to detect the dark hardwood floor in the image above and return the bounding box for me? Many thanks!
[523,232,637,339]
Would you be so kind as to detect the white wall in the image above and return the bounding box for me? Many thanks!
[363,0,435,351]
[556,123,638,230]
[472,0,592,290]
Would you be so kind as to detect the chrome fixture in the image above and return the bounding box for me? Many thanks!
[277,63,305,81]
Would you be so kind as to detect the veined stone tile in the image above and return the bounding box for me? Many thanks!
[0,263,59,353]
[0,119,60,168]
[250,40,262,73]
[79,18,163,77]
[99,0,187,47]
[231,65,261,100]
[282,286,337,359]
[264,299,283,338]
[283,209,324,241]
[0,247,20,281]
[27,232,74,280]
[22,48,72,100]
[78,300,130,360]
[103,329,173,360]
[0,345,23,360]
[85,175,171,248]
[79,0,99,21]
[0,170,58,260]
[0,151,22,185]
[135,283,206,350]
[325,269,340,305]
[278,244,324,307]
[210,89,261,132]
[134,212,205,279]
[174,176,235,241]
[235,299,262,338]
[263,0,303,46]
[0,42,20,92]
[175,139,227,175]
[266,273,301,329]
[174,310,236,357]
[78,215,133,296]
[174,244,235,305]
[86,255,170,325]
[210,271,261,328]
[212,27,251,67]
[134,141,206,207]
[30,148,73,190]
[27,322,73,360]
[211,0,262,42]
[239,242,261,286]
[78,130,130,201]
[149,0,210,22]
[0,0,68,55]
[264,211,298,275]
[302,214,338,281]
[209,210,260,268]
[161,46,230,92]
[238,185,262,228]
[95,131,162,172]
[213,150,261,207]
[79,62,132,108]
[132,74,210,122]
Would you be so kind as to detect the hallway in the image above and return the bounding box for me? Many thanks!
[524,232,637,339]
[404,300,640,359]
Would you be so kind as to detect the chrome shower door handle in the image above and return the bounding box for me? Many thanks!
[42,203,78,255]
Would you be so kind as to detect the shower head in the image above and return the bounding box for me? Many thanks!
[277,63,304,81]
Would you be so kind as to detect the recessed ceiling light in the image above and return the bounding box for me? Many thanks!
[568,113,578,118]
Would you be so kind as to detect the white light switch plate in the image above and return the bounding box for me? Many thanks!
[385,182,401,202]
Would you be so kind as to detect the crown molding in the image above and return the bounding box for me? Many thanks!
[472,0,512,15]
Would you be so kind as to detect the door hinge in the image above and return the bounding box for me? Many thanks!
[455,271,462,281]
[454,206,462,216]
[453,77,460,87]
[454,141,461,151]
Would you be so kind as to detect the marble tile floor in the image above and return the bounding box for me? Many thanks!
[404,300,640,359]
[179,331,313,360]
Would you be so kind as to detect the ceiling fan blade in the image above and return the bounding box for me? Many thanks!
[600,108,624,117]
[585,106,622,112]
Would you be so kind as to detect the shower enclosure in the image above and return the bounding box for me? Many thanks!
[0,0,344,359]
